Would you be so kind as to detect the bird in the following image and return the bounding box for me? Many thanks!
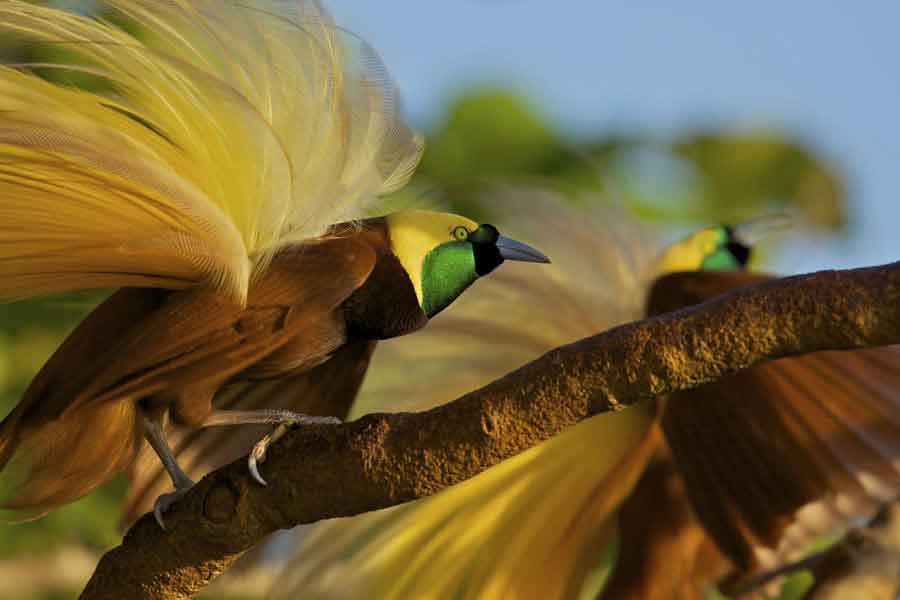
[0,0,550,528]
[271,190,900,600]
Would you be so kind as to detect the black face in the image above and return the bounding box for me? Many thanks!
[724,226,752,267]
[469,224,504,276]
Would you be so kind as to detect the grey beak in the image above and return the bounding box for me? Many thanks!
[496,235,551,264]
[732,213,793,246]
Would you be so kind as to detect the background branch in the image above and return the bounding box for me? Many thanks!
[79,261,900,599]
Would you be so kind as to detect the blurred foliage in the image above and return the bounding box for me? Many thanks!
[405,87,847,232]
[0,6,852,598]
[672,131,845,228]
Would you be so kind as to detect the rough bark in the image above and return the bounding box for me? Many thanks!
[80,261,900,599]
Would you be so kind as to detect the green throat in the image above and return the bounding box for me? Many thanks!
[421,241,479,318]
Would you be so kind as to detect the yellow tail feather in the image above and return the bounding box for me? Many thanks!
[0,1,422,303]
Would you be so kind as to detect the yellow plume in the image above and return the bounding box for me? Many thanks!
[0,0,423,303]
[273,189,665,599]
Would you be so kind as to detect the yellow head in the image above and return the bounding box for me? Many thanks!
[385,210,550,318]
[654,225,749,274]
[654,213,791,274]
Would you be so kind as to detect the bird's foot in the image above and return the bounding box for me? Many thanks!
[248,414,341,486]
[153,479,195,530]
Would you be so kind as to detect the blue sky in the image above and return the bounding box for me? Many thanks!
[328,1,900,273]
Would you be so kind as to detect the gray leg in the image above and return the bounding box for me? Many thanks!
[143,417,194,529]
[200,409,340,428]
[199,409,341,486]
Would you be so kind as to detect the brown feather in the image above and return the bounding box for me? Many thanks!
[69,238,377,416]
[119,220,419,525]
[343,217,428,340]
[603,444,733,600]
[0,235,378,519]
[648,270,900,578]
[645,270,773,317]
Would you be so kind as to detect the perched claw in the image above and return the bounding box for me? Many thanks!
[247,414,341,486]
[248,425,282,486]
[153,482,194,530]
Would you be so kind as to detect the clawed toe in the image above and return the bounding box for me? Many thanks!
[248,429,277,486]
[247,414,341,486]
[153,484,194,530]
[248,423,291,486]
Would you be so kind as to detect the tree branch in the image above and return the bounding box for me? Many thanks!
[79,261,900,599]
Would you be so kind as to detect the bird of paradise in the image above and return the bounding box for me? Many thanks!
[0,0,549,528]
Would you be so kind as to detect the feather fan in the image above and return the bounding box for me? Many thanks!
[0,0,423,304]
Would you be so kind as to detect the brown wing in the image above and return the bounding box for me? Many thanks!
[89,240,374,411]
[602,444,732,600]
[0,238,375,519]
[649,271,900,576]
[121,339,377,527]
[645,270,773,318]
[17,237,375,423]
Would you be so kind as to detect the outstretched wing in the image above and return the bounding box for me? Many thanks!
[0,0,423,303]
[274,192,664,600]
[601,447,733,600]
[650,271,900,579]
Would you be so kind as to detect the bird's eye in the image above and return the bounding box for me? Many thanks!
[452,226,469,241]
